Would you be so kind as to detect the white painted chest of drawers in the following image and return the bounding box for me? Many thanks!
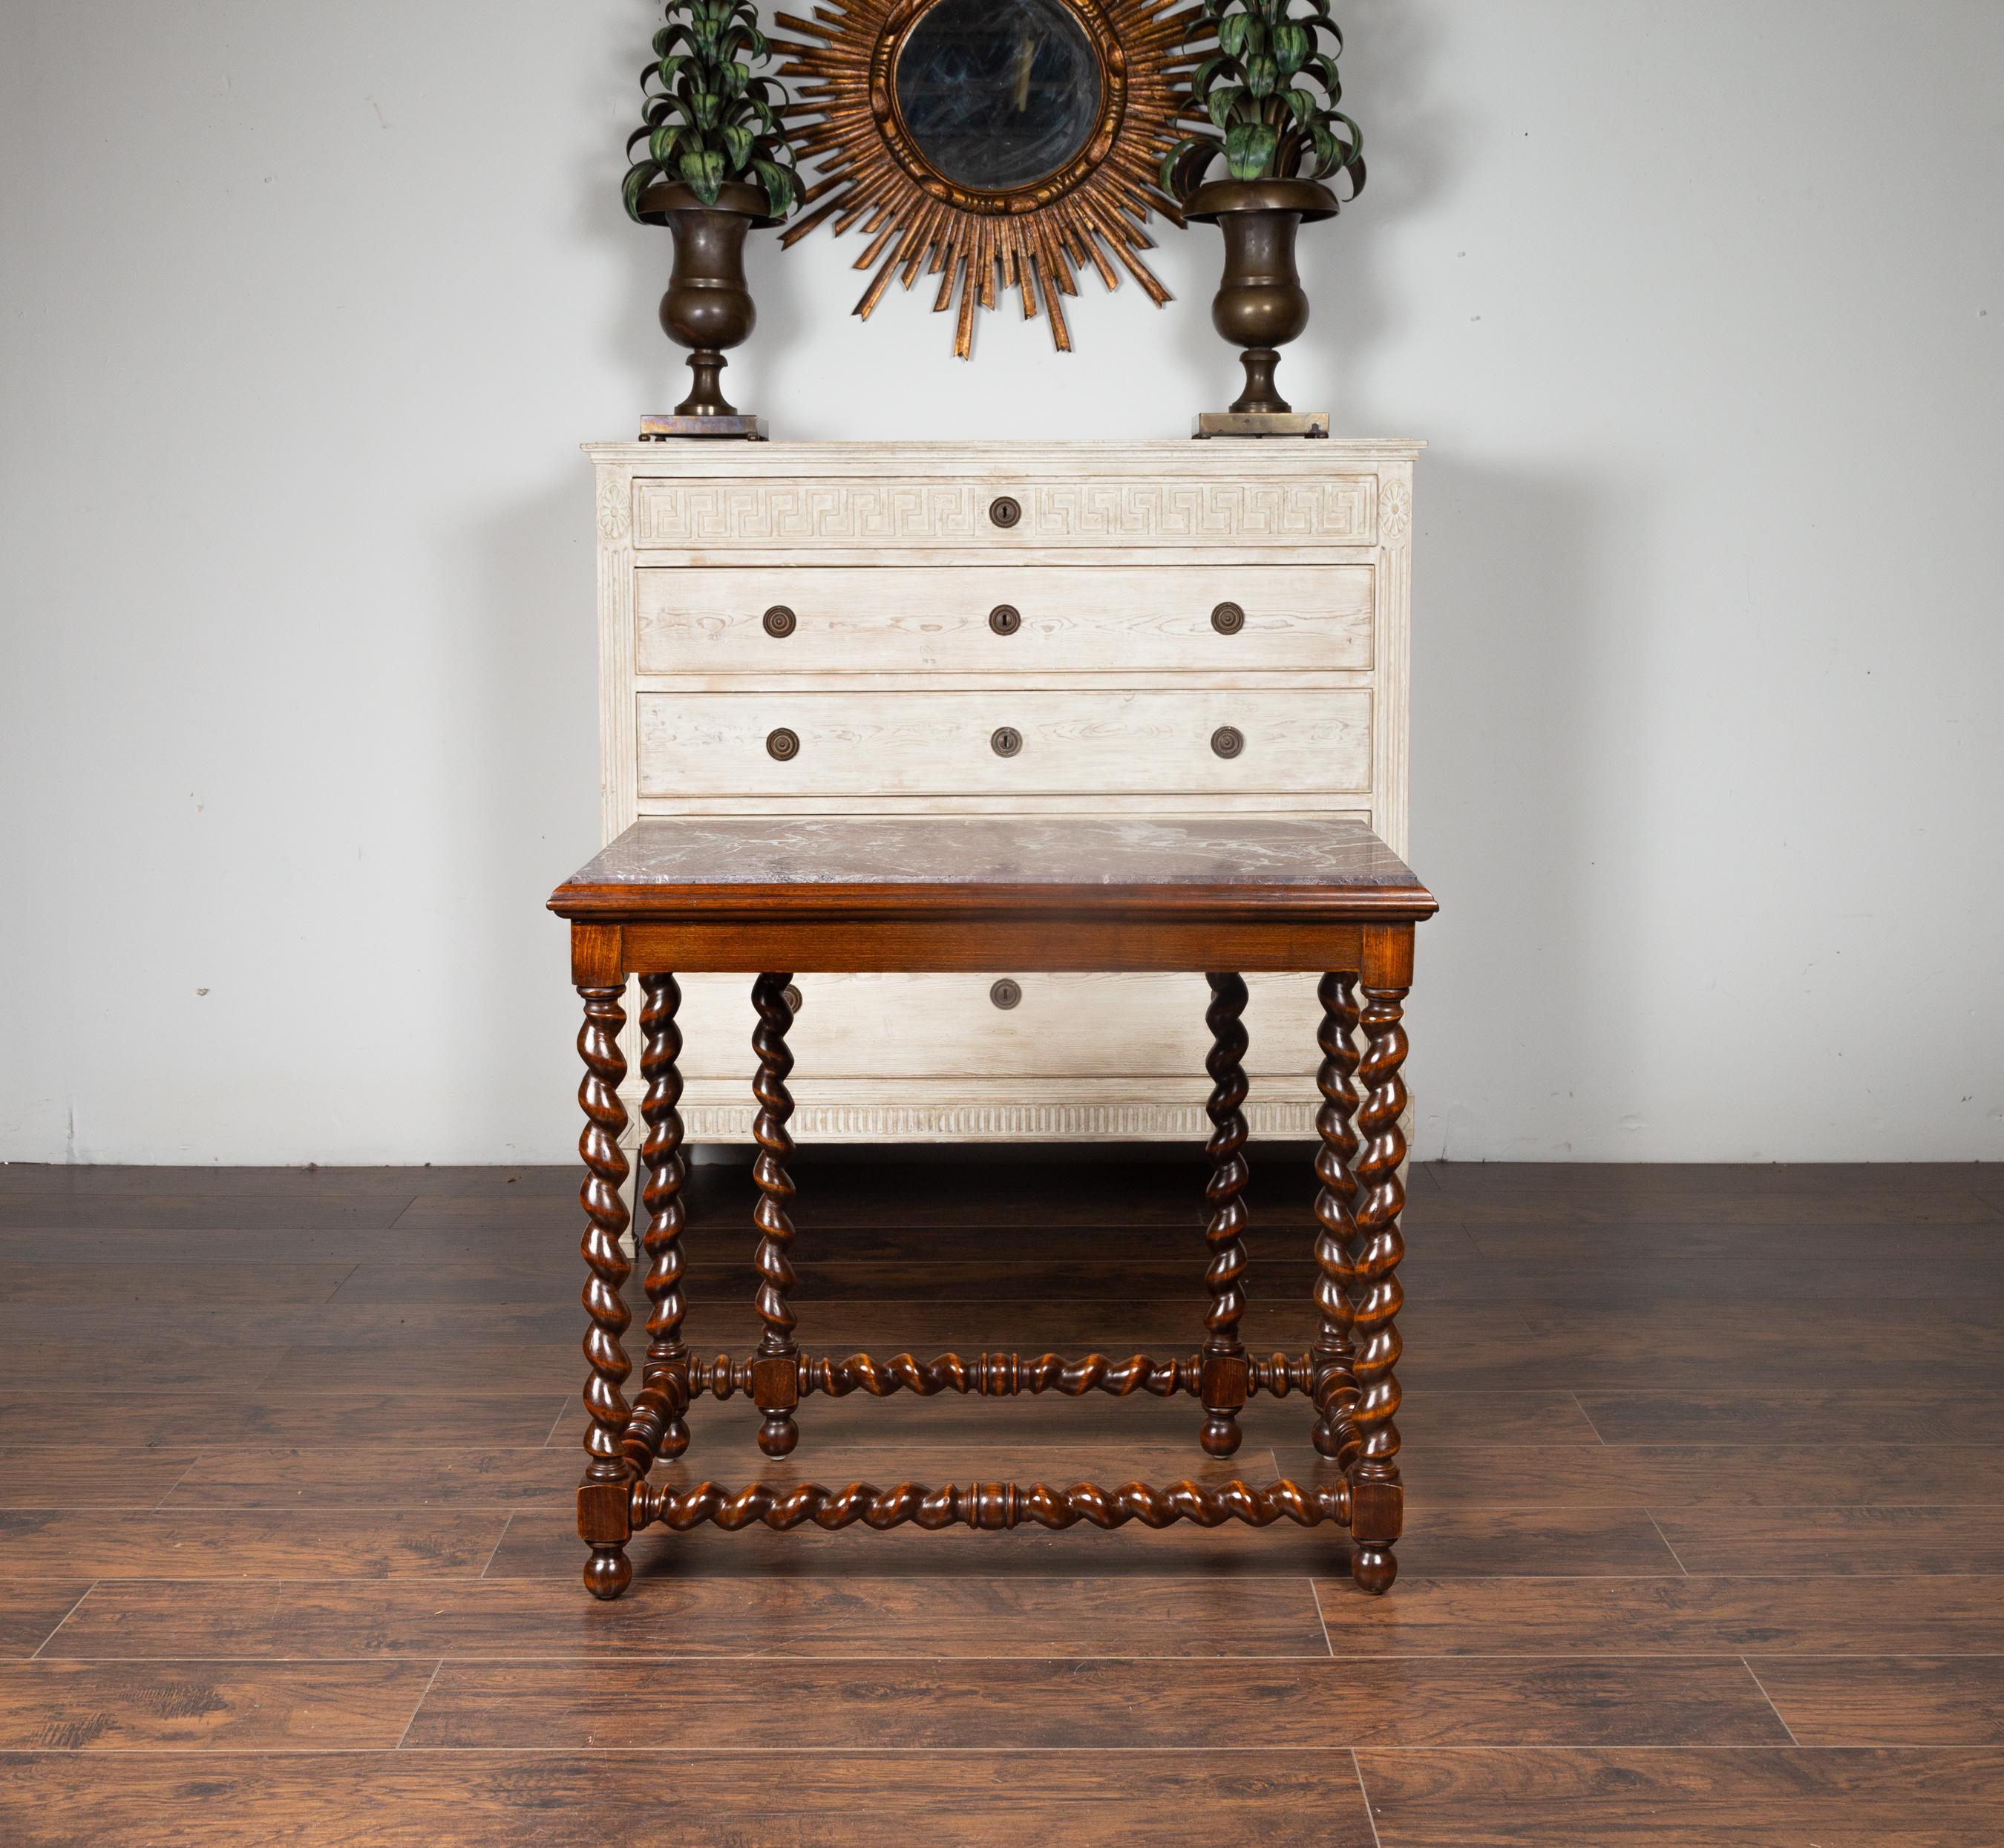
[589,439,1419,1141]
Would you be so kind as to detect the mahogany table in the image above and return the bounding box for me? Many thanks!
[548,817,1437,1601]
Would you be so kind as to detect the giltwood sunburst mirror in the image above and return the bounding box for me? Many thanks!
[773,0,1204,355]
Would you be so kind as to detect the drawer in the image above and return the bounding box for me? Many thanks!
[637,689,1370,799]
[669,973,1329,1080]
[636,565,1374,676]
[629,474,1378,550]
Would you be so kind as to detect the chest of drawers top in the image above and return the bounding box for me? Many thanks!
[588,439,1421,557]
[592,439,1421,849]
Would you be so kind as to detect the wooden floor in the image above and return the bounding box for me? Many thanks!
[1,1153,2003,1844]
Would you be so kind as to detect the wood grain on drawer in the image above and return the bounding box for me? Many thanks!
[668,972,1326,1079]
[636,689,1372,798]
[629,475,1377,548]
[636,566,1373,675]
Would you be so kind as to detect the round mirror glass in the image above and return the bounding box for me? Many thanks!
[894,0,1104,193]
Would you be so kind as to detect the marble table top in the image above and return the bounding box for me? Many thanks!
[551,817,1435,921]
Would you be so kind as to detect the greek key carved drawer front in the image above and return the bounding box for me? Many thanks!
[629,474,1380,549]
[592,439,1419,1141]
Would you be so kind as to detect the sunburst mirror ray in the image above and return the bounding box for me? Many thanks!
[773,0,1208,356]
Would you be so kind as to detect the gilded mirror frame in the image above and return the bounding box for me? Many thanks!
[774,0,1204,355]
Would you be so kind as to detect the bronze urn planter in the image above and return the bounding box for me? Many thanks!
[636,177,779,439]
[1186,177,1339,430]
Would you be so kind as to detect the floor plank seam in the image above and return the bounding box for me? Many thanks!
[1644,1510,1691,1575]
[148,1457,202,1512]
[539,1399,571,1448]
[23,1585,96,1662]
[479,1515,514,1580]
[22,1653,1383,1668]
[394,1661,445,1750]
[59,1567,2004,1588]
[8,1745,2003,1757]
[1738,1657,1801,1746]
[1269,1744,2004,1754]
[1731,1651,2004,1659]
[333,1746,1603,1759]
[318,1262,365,1305]
[1310,1579,1336,1657]
[1351,1747,1388,1844]
[9,1570,1392,1584]
[29,1650,1977,1667]
[1568,1392,1608,1444]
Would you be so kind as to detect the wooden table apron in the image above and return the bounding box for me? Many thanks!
[557,905,1419,1602]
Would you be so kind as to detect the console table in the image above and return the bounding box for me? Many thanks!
[549,815,1436,1600]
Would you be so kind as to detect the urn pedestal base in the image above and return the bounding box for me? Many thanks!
[1193,411,1331,439]
[639,413,769,442]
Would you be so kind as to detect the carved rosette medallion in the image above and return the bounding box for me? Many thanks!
[1380,476,1412,548]
[597,474,632,543]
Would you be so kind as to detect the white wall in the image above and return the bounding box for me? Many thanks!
[3,0,2000,1164]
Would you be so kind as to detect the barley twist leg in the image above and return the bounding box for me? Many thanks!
[1350,957,1412,1594]
[750,973,800,1459]
[574,983,633,1601]
[1312,972,1364,1464]
[1199,972,1252,1459]
[638,972,690,1461]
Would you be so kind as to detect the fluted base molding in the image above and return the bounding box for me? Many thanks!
[617,1075,1416,1144]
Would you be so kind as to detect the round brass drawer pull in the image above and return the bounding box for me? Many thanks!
[989,495,1021,529]
[989,603,1021,635]
[1211,725,1244,760]
[1211,601,1245,635]
[782,983,803,1015]
[766,727,800,761]
[763,605,796,638]
[990,726,1023,758]
[990,979,1022,1011]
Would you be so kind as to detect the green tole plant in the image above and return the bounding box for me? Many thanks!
[1160,0,1366,201]
[621,0,802,221]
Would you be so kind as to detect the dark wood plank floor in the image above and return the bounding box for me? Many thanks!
[1,1152,2002,1845]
